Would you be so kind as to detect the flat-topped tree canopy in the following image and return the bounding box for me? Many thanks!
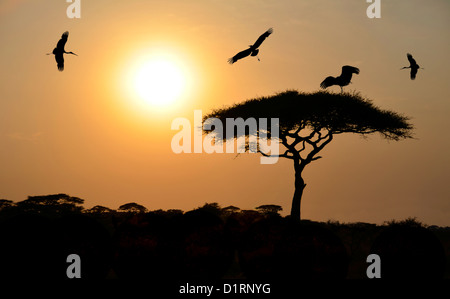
[203,90,413,141]
[203,90,414,220]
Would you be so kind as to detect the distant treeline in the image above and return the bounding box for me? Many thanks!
[0,193,283,218]
[0,193,448,280]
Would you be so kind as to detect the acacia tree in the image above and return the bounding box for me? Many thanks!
[256,204,283,217]
[85,205,115,214]
[17,193,84,214]
[118,202,148,213]
[203,90,413,220]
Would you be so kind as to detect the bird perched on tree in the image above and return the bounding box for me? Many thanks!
[228,28,273,64]
[47,31,77,71]
[320,65,360,92]
[401,53,422,80]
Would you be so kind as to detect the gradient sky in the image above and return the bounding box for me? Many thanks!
[1,0,449,226]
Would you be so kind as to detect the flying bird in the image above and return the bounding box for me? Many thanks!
[47,31,77,71]
[401,53,422,80]
[320,65,360,92]
[228,28,273,64]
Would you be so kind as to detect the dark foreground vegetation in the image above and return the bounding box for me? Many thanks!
[0,194,448,280]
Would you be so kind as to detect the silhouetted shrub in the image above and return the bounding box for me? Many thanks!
[178,209,234,279]
[330,221,381,278]
[237,216,284,279]
[0,214,61,279]
[112,208,235,280]
[371,222,446,279]
[0,214,113,280]
[54,214,113,279]
[112,212,184,280]
[238,219,348,279]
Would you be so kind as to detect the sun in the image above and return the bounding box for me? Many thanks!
[129,57,186,110]
[125,55,188,111]
[118,48,197,116]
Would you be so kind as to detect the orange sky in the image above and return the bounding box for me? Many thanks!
[1,0,449,226]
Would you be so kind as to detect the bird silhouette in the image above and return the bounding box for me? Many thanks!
[401,53,422,80]
[47,31,77,71]
[228,28,273,64]
[320,65,360,92]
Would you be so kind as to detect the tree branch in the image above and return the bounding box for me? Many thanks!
[304,132,333,163]
[280,132,301,161]
[258,148,294,160]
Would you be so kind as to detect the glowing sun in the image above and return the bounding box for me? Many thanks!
[132,59,185,108]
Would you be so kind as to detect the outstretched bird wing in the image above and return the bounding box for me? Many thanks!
[55,52,64,71]
[228,47,253,64]
[407,53,416,66]
[320,76,336,89]
[56,31,69,51]
[341,65,360,76]
[251,28,273,49]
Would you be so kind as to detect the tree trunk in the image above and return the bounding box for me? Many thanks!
[290,169,306,221]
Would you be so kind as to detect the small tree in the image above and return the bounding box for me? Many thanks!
[153,209,184,218]
[0,199,14,211]
[256,204,283,217]
[203,90,413,220]
[16,193,84,214]
[85,205,115,214]
[195,202,223,218]
[222,205,240,214]
[118,202,148,213]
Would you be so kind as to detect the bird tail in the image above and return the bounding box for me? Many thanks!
[227,58,235,64]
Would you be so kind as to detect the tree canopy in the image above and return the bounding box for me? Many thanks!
[86,205,115,214]
[16,193,84,214]
[0,199,14,211]
[118,202,148,213]
[204,90,413,142]
[256,204,283,217]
